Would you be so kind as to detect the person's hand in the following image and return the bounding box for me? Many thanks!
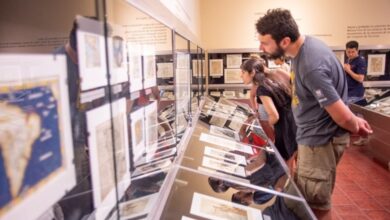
[343,63,351,73]
[355,117,373,136]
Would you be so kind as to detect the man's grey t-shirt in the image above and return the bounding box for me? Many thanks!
[291,36,348,146]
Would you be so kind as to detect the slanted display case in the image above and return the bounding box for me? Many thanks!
[148,96,315,220]
[0,1,315,220]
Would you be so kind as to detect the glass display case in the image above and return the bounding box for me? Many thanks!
[0,1,315,220]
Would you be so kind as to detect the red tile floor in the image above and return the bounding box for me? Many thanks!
[331,137,390,220]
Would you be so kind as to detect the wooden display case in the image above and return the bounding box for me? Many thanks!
[350,104,390,169]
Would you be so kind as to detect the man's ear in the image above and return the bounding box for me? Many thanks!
[280,37,291,48]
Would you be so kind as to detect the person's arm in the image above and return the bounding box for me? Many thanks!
[303,67,372,136]
[343,64,365,83]
[324,99,372,135]
[249,85,259,112]
[259,96,279,126]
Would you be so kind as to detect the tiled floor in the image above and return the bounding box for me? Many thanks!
[332,138,390,220]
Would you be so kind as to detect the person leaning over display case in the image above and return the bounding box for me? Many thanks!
[241,56,297,169]
[255,8,372,219]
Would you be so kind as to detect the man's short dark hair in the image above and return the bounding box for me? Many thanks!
[346,40,359,50]
[255,8,300,44]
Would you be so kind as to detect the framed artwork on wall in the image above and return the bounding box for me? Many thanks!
[157,62,174,78]
[226,54,242,68]
[128,43,143,92]
[0,54,75,220]
[224,69,243,84]
[131,107,146,162]
[77,16,108,91]
[367,54,386,76]
[209,59,223,77]
[107,33,128,85]
[145,101,158,153]
[143,45,157,89]
[86,98,130,220]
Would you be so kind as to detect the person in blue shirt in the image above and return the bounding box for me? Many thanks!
[344,41,369,146]
[343,40,367,106]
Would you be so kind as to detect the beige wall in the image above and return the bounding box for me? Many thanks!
[200,0,390,50]
[126,0,202,46]
[0,0,95,53]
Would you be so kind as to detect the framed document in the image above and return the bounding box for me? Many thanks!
[145,101,158,153]
[130,107,146,162]
[107,35,128,85]
[128,43,143,92]
[367,54,386,76]
[224,68,243,83]
[143,45,157,88]
[226,54,242,68]
[209,59,223,76]
[190,192,263,220]
[86,98,130,220]
[204,146,247,166]
[157,62,174,78]
[202,156,246,177]
[0,54,75,220]
[77,16,107,91]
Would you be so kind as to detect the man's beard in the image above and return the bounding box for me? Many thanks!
[267,45,285,60]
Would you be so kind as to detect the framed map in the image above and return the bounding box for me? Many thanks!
[131,107,146,162]
[143,45,157,89]
[0,54,75,220]
[367,54,386,76]
[209,59,223,77]
[226,54,242,68]
[128,43,143,92]
[190,192,263,220]
[76,16,107,91]
[86,98,130,220]
[224,69,243,84]
[157,62,174,78]
[107,34,128,85]
[145,101,158,153]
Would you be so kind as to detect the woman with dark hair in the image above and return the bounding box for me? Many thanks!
[241,57,297,163]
